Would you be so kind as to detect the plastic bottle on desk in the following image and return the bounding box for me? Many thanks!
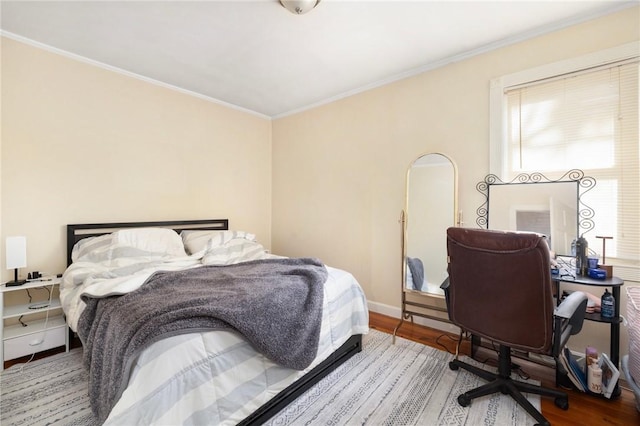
[575,235,589,276]
[601,288,615,319]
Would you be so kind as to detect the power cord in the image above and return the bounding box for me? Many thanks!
[435,333,459,355]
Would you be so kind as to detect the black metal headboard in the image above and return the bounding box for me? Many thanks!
[66,219,229,266]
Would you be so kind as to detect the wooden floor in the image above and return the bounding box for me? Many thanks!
[371,311,640,426]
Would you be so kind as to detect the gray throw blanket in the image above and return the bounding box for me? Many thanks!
[77,257,327,423]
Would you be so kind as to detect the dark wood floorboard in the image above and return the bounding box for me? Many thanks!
[371,311,640,426]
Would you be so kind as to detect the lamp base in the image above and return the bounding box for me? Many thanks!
[5,279,27,287]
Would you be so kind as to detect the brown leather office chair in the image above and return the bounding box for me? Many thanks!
[443,228,588,426]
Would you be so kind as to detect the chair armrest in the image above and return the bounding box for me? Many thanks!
[553,291,588,356]
[554,291,588,320]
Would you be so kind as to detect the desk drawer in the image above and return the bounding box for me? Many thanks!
[3,326,66,360]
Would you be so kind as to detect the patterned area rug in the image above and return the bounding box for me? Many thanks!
[1,348,96,426]
[265,330,540,426]
[1,330,540,426]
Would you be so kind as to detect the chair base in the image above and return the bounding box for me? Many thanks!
[449,345,569,426]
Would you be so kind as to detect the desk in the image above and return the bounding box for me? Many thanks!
[553,274,624,397]
[553,275,624,366]
[469,273,624,397]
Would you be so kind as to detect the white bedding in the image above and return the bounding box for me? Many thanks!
[60,229,369,425]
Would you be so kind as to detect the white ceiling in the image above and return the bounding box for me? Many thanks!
[0,1,635,118]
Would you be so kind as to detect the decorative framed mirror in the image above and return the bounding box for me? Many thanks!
[476,169,596,256]
[394,153,458,341]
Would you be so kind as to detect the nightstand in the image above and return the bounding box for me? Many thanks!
[1,277,69,370]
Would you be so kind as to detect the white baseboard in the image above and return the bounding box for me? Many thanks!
[367,301,461,334]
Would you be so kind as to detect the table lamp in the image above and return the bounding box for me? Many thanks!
[6,236,27,286]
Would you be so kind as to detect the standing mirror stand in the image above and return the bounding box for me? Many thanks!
[393,153,459,343]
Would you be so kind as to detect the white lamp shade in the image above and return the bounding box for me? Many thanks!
[6,236,27,269]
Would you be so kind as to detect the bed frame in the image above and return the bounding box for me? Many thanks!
[66,219,230,266]
[66,219,363,425]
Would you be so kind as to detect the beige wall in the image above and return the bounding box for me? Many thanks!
[1,37,273,279]
[272,7,640,352]
[1,7,638,359]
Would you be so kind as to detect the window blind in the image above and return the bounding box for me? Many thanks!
[504,61,639,262]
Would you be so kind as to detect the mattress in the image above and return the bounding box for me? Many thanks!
[60,228,369,424]
[104,265,368,425]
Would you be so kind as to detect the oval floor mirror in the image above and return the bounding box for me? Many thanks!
[394,152,458,342]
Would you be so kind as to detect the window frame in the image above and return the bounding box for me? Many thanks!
[488,42,639,276]
[489,41,639,176]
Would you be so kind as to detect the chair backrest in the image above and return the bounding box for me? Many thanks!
[446,227,555,354]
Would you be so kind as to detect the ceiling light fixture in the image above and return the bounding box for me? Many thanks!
[279,0,321,15]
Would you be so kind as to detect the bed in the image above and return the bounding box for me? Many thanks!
[61,219,369,425]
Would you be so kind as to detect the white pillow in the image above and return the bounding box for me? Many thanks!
[180,230,255,255]
[115,228,186,257]
[180,230,219,255]
[71,233,114,263]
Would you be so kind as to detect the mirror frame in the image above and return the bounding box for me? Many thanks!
[475,169,596,239]
[394,152,459,342]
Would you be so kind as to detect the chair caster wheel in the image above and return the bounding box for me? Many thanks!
[457,394,471,407]
[554,397,569,410]
[449,361,459,371]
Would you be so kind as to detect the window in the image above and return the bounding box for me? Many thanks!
[490,43,639,264]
